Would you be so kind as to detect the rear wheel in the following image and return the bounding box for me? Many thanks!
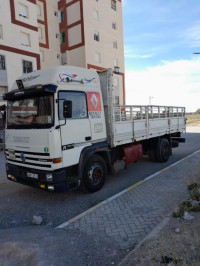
[82,155,107,193]
[155,138,170,163]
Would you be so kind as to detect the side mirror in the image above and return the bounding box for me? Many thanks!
[63,100,72,119]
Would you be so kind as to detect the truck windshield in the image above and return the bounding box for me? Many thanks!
[7,94,54,129]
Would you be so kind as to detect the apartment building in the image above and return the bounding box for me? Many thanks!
[0,0,125,105]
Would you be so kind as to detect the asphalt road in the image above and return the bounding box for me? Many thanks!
[1,127,200,230]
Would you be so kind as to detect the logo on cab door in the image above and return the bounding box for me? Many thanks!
[86,92,101,119]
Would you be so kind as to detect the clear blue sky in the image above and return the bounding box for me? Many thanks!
[122,0,200,112]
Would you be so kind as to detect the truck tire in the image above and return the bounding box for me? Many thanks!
[82,155,107,193]
[155,138,170,163]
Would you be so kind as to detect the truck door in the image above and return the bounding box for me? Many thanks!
[58,91,91,167]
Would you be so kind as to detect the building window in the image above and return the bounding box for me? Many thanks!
[37,5,41,16]
[18,3,28,18]
[93,10,99,20]
[112,22,116,30]
[113,59,118,67]
[115,96,119,105]
[111,0,117,11]
[60,31,66,44]
[113,40,117,49]
[22,60,33,73]
[40,51,44,62]
[38,28,42,39]
[0,25,3,39]
[0,55,6,70]
[21,32,30,47]
[0,87,7,101]
[94,52,100,63]
[61,53,67,65]
[59,10,64,23]
[94,32,100,42]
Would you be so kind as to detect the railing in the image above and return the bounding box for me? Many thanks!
[114,105,186,122]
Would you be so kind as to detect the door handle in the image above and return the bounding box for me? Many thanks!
[85,136,91,141]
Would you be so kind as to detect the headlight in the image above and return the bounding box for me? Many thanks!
[46,173,53,181]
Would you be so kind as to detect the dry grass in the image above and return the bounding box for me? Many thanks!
[186,114,200,126]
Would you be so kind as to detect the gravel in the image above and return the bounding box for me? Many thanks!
[0,226,129,266]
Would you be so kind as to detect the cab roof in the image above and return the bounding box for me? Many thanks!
[10,65,100,91]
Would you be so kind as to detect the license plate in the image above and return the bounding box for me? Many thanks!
[8,149,15,160]
[27,172,38,179]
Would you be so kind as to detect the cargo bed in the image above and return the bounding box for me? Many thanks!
[98,69,186,148]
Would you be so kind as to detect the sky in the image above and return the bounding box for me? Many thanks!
[122,0,200,112]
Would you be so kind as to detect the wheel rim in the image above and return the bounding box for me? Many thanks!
[88,163,103,185]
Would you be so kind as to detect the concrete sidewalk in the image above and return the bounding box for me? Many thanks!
[57,149,200,264]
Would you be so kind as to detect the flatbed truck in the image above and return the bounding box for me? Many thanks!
[3,66,186,192]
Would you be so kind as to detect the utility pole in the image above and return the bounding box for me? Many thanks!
[149,96,154,105]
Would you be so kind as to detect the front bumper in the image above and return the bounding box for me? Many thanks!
[6,163,80,192]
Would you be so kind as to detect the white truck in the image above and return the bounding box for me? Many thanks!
[3,66,186,192]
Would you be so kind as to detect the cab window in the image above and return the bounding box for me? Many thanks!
[59,91,87,120]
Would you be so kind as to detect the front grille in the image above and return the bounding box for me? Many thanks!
[5,149,52,169]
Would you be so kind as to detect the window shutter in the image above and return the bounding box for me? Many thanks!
[21,32,30,46]
[18,4,28,18]
[40,51,44,62]
[0,26,3,39]
[38,28,42,39]
[95,53,100,63]
[93,10,98,20]
[37,5,41,16]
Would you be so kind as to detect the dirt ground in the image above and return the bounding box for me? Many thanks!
[119,212,200,266]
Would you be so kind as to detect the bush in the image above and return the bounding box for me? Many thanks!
[196,109,200,114]
[172,183,200,218]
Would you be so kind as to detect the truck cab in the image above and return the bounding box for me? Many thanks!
[4,66,108,192]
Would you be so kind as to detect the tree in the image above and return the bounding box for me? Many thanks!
[196,108,200,114]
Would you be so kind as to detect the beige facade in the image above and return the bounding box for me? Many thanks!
[0,0,125,104]
[0,0,39,98]
[60,0,125,104]
[38,0,61,69]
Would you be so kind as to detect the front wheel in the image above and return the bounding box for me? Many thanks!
[82,155,107,193]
